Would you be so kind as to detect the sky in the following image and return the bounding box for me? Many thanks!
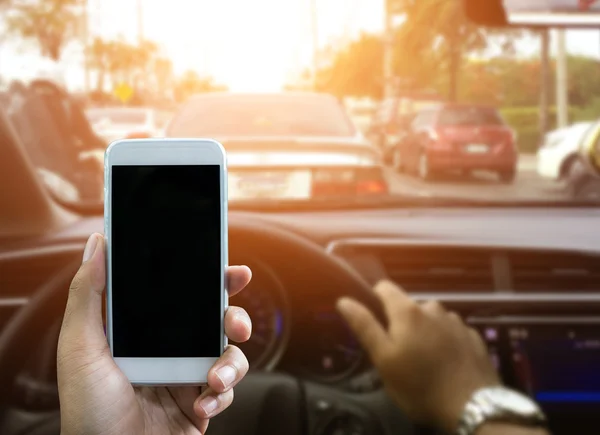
[0,0,599,92]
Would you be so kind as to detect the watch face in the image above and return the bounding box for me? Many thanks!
[482,388,541,415]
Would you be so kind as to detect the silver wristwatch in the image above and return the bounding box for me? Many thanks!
[456,387,547,435]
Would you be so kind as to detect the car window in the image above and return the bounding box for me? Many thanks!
[412,110,435,129]
[167,95,356,137]
[438,107,504,126]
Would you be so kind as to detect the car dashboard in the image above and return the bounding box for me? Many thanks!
[1,206,600,434]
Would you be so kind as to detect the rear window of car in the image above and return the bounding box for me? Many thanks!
[437,107,504,126]
[167,94,356,137]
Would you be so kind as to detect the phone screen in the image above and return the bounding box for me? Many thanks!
[111,165,222,358]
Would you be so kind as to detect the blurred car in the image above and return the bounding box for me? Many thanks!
[344,97,377,134]
[564,119,600,200]
[537,121,593,181]
[1,79,105,202]
[86,107,171,144]
[367,94,444,162]
[394,103,518,183]
[165,92,387,200]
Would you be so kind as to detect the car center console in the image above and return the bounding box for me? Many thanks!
[469,317,600,435]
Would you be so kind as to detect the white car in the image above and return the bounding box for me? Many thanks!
[166,92,386,201]
[86,107,171,144]
[537,121,593,181]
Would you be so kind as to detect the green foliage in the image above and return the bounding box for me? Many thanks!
[500,106,597,153]
[5,0,84,60]
[85,37,162,91]
[173,70,228,103]
[315,33,384,99]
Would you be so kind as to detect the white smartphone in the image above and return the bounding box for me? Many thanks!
[104,138,228,385]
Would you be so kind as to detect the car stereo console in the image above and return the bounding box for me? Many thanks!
[468,316,600,434]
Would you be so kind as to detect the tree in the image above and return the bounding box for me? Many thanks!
[315,33,384,99]
[85,37,162,92]
[5,0,84,60]
[173,70,227,102]
[394,0,522,102]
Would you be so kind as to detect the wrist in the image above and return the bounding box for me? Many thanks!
[452,386,547,435]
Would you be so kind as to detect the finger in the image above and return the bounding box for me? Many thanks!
[468,327,487,356]
[224,306,252,343]
[373,280,415,324]
[447,311,463,326]
[336,297,387,360]
[194,387,235,419]
[167,386,209,433]
[227,266,252,297]
[59,233,107,354]
[421,300,446,318]
[208,345,249,393]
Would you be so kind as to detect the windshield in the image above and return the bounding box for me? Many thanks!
[87,109,148,125]
[167,95,355,137]
[3,1,600,208]
[438,107,505,126]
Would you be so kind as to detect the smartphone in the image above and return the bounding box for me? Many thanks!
[104,138,228,385]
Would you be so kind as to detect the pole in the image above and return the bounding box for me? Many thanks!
[310,0,318,89]
[539,29,550,144]
[383,0,394,98]
[555,29,568,128]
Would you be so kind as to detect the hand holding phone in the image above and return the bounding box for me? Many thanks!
[57,234,252,435]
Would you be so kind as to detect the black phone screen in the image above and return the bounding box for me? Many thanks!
[111,165,222,358]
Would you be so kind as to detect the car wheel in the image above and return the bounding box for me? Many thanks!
[499,170,516,184]
[418,152,433,181]
[392,148,404,173]
[559,154,578,181]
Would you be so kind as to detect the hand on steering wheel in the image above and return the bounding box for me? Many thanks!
[57,233,253,435]
[337,281,500,433]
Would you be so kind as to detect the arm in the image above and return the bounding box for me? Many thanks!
[479,423,550,435]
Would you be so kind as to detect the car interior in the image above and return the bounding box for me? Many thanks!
[3,1,600,435]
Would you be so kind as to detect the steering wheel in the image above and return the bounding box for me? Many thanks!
[0,217,413,435]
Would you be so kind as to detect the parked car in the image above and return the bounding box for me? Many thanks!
[344,98,377,134]
[367,94,444,162]
[537,121,593,181]
[165,92,387,201]
[392,103,518,183]
[86,107,172,144]
[564,119,600,200]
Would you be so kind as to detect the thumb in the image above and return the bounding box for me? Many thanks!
[58,233,108,357]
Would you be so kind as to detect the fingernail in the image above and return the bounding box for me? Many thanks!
[198,396,218,416]
[215,365,236,388]
[236,312,252,333]
[82,234,98,263]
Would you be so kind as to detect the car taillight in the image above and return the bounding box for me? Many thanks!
[310,168,388,197]
[356,179,388,194]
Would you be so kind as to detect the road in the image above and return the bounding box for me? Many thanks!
[385,155,570,201]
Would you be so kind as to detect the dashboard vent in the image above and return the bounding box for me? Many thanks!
[377,247,494,292]
[510,251,600,292]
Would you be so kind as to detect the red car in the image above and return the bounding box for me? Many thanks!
[393,104,518,183]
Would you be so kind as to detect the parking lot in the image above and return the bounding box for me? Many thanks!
[386,154,570,201]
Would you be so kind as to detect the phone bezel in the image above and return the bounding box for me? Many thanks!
[104,138,228,385]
